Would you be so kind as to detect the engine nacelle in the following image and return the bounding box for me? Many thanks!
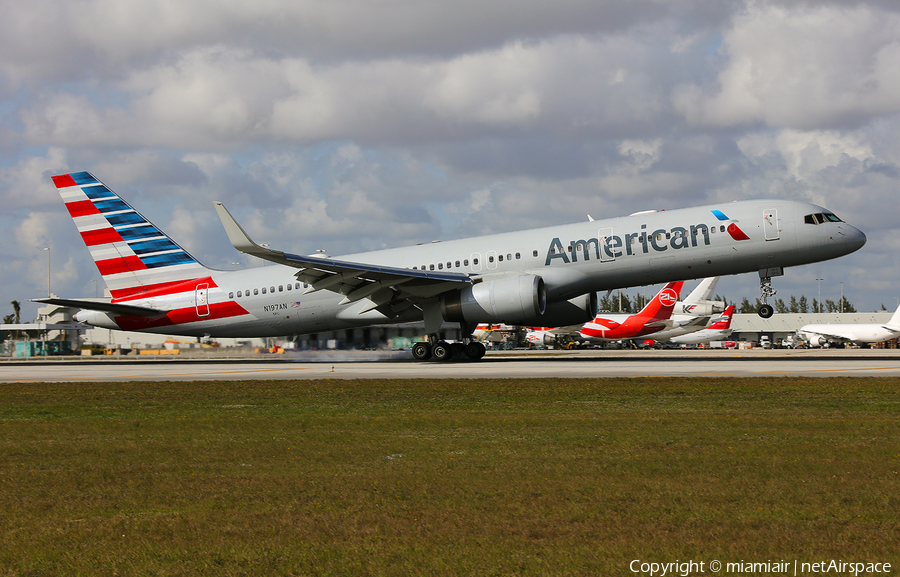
[676,301,725,316]
[74,309,120,330]
[809,335,828,347]
[524,292,599,327]
[442,275,546,324]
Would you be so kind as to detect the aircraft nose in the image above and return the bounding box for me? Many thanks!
[842,224,867,253]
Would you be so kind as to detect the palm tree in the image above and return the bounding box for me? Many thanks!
[11,300,20,324]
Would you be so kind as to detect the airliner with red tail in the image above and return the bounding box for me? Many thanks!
[667,304,736,345]
[525,281,683,346]
[34,172,866,361]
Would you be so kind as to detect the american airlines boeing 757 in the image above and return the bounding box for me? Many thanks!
[35,172,866,361]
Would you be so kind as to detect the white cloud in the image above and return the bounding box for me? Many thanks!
[674,3,900,128]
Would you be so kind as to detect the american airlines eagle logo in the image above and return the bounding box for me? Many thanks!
[712,210,750,241]
[658,288,678,307]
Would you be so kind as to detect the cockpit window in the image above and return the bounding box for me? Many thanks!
[804,212,844,225]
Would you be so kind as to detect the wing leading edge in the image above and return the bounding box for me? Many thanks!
[213,201,475,314]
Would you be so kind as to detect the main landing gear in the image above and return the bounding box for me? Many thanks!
[412,336,487,362]
[757,267,783,318]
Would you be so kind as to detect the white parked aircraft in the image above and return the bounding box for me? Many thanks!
[797,306,900,347]
[35,172,866,361]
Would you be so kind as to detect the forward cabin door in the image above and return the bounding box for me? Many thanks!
[763,209,780,241]
[195,283,210,317]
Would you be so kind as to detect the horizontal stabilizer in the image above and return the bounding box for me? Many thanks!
[31,298,169,318]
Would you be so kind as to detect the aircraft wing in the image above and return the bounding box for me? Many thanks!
[800,329,850,341]
[31,298,169,318]
[214,201,474,312]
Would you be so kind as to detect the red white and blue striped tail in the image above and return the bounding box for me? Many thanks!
[52,172,211,301]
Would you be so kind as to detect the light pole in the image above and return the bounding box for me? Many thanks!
[43,247,51,296]
[816,278,823,313]
[840,282,843,313]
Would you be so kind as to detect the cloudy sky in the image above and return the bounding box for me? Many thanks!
[2,0,899,323]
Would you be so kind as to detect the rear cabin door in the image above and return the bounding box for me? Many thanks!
[195,283,210,317]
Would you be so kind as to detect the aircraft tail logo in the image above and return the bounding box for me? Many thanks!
[712,210,750,241]
[637,281,684,320]
[52,172,210,301]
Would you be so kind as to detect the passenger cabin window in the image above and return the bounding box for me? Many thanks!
[278,285,283,292]
[262,287,267,294]
[229,292,234,299]
[254,289,259,295]
[516,253,521,259]
[464,259,469,266]
[498,255,503,262]
[237,291,242,297]
[455,260,460,267]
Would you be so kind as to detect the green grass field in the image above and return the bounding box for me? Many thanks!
[0,377,897,576]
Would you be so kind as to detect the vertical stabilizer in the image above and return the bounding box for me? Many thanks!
[636,281,684,320]
[52,172,211,301]
[707,305,735,330]
[888,305,900,328]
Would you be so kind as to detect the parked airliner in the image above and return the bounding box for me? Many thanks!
[628,277,724,342]
[797,306,900,347]
[667,305,736,346]
[525,281,683,346]
[35,172,866,361]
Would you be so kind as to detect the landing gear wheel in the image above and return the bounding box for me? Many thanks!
[432,341,453,362]
[464,342,486,360]
[450,342,465,360]
[757,304,774,319]
[412,342,432,361]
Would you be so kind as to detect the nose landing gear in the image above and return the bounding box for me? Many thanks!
[757,267,783,318]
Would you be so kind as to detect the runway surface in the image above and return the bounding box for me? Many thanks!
[4,348,900,382]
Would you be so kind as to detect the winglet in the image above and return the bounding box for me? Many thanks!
[213,201,269,255]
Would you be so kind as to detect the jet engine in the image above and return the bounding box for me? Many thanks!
[441,275,546,324]
[806,334,828,347]
[677,301,725,316]
[533,292,599,327]
[74,309,120,330]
